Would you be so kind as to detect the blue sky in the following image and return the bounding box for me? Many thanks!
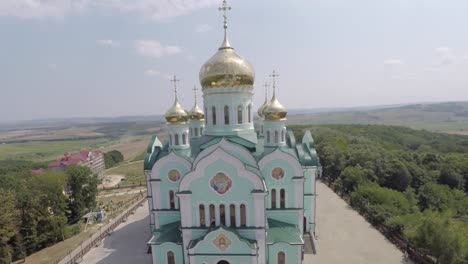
[1,0,467,122]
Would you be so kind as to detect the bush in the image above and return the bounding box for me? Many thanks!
[103,150,124,169]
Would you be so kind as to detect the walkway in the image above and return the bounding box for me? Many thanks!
[305,181,411,264]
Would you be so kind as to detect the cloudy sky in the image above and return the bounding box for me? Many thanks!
[1,0,467,121]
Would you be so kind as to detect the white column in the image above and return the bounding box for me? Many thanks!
[236,204,241,227]
[204,204,210,227]
[215,204,220,226]
[293,178,304,208]
[253,193,266,227]
[226,205,231,227]
[178,193,191,227]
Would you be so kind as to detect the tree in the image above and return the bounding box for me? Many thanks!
[382,159,412,192]
[0,190,19,264]
[439,165,465,190]
[103,150,124,169]
[66,165,99,223]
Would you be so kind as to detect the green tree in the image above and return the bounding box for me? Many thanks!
[0,190,19,264]
[439,165,465,190]
[66,165,99,223]
[103,150,124,169]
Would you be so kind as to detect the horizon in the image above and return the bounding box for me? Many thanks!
[1,0,468,122]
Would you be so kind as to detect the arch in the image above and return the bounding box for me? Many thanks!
[182,133,187,145]
[194,127,199,137]
[220,204,226,226]
[217,261,229,264]
[271,189,277,209]
[274,131,279,143]
[230,204,236,227]
[212,106,217,125]
[248,104,252,123]
[151,152,191,181]
[266,131,271,143]
[280,189,286,208]
[224,105,230,125]
[169,190,175,209]
[169,134,173,145]
[199,204,205,227]
[258,148,304,178]
[167,251,175,264]
[174,134,179,145]
[237,105,243,124]
[277,251,285,264]
[240,204,246,227]
[209,204,215,226]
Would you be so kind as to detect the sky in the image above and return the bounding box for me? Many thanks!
[1,0,468,122]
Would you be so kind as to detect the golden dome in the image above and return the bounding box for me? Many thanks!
[189,103,205,121]
[262,96,287,121]
[165,100,188,124]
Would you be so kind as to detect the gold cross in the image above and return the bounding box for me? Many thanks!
[192,86,198,104]
[269,70,280,91]
[219,0,231,30]
[170,75,180,99]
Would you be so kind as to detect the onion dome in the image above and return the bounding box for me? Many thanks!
[165,75,188,124]
[189,86,205,121]
[199,0,254,89]
[257,82,269,119]
[262,71,287,121]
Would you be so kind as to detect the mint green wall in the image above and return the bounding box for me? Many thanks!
[262,159,299,209]
[157,161,190,210]
[266,210,301,226]
[192,256,253,264]
[158,211,181,226]
[267,242,300,264]
[152,243,183,264]
[188,159,260,227]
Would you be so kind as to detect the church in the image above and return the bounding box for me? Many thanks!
[143,1,319,263]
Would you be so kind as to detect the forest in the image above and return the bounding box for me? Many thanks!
[292,124,468,264]
[0,161,99,264]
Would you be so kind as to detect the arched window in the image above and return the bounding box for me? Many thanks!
[277,251,285,264]
[274,131,279,143]
[281,130,285,142]
[194,128,199,137]
[271,189,277,209]
[167,251,175,264]
[248,104,252,123]
[174,134,179,145]
[220,204,226,226]
[200,127,203,135]
[240,204,246,227]
[189,128,192,137]
[261,125,263,134]
[230,204,236,227]
[182,133,187,145]
[212,106,217,125]
[266,131,271,143]
[169,134,172,145]
[199,205,205,226]
[280,189,286,208]
[237,105,243,124]
[224,105,230,125]
[169,191,175,209]
[209,204,215,226]
[205,107,208,125]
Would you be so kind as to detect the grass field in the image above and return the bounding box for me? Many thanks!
[107,161,145,187]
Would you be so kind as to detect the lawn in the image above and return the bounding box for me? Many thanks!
[106,161,145,187]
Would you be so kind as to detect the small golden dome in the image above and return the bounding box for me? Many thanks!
[189,103,205,121]
[165,100,188,124]
[262,96,287,121]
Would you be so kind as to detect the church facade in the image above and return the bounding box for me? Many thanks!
[144,1,318,263]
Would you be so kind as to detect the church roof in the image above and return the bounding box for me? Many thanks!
[187,226,257,249]
[148,221,182,245]
[266,218,303,245]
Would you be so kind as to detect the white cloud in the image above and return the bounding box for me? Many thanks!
[135,40,182,58]
[144,69,161,76]
[383,59,404,67]
[0,0,218,20]
[433,46,456,66]
[195,24,212,33]
[97,39,119,47]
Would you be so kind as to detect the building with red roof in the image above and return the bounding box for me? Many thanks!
[49,149,105,178]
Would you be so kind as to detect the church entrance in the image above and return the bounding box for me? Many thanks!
[217,261,229,264]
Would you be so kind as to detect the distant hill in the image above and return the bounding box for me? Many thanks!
[286,101,468,134]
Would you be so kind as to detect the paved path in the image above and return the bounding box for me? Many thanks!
[81,205,152,264]
[305,181,411,264]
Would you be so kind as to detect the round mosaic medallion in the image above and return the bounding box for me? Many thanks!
[168,169,180,182]
[271,167,285,180]
[210,172,232,194]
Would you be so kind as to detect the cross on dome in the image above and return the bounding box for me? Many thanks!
[218,0,232,49]
[269,70,280,96]
[170,75,181,100]
[192,86,199,104]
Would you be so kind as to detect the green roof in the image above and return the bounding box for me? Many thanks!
[266,218,303,245]
[148,221,182,245]
[188,226,257,249]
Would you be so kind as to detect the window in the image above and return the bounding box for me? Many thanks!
[261,125,263,134]
[205,107,208,125]
[168,169,180,182]
[224,105,230,125]
[195,128,199,137]
[230,204,236,227]
[281,130,285,142]
[209,204,215,226]
[280,189,286,208]
[266,131,271,143]
[237,105,243,124]
[169,191,175,209]
[199,205,205,226]
[278,251,285,264]
[240,204,246,227]
[182,133,187,144]
[220,204,226,226]
[248,104,252,123]
[274,131,279,143]
[200,127,203,135]
[189,128,192,137]
[212,106,217,125]
[167,251,175,264]
[271,189,277,209]
[174,134,179,145]
[169,134,172,145]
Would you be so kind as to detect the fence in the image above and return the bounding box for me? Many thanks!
[55,195,147,264]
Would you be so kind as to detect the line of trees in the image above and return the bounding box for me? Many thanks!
[293,124,468,264]
[0,161,99,264]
